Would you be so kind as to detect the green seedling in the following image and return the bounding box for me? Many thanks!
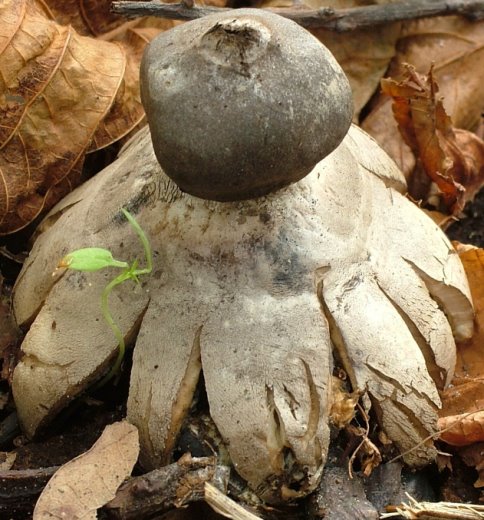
[58,208,153,384]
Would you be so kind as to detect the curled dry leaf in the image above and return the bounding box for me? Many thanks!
[381,65,484,214]
[440,247,484,447]
[0,0,168,235]
[329,375,358,429]
[346,424,382,478]
[33,421,139,520]
[362,15,484,177]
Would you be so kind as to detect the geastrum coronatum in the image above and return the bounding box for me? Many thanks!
[12,9,474,503]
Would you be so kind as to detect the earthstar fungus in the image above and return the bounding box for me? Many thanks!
[12,9,474,504]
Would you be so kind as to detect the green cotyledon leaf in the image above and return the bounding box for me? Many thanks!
[58,248,128,272]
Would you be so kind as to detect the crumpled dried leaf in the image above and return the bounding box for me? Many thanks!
[362,16,484,177]
[33,421,139,519]
[329,375,358,429]
[381,65,484,214]
[0,0,168,235]
[439,247,484,446]
[0,0,25,56]
[347,424,382,477]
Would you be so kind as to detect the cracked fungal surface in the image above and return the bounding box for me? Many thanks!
[12,125,474,503]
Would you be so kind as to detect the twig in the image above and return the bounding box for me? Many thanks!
[103,455,229,519]
[0,466,59,518]
[111,0,484,31]
[381,492,484,519]
[205,483,263,520]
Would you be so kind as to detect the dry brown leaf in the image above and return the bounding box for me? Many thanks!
[396,17,484,131]
[438,411,484,447]
[329,375,358,429]
[41,2,176,153]
[0,0,25,56]
[33,421,139,519]
[88,27,151,152]
[362,16,484,176]
[346,424,382,477]
[0,0,125,234]
[39,0,129,36]
[0,0,69,147]
[0,0,170,235]
[381,65,484,214]
[362,98,416,177]
[439,247,484,446]
[453,247,484,382]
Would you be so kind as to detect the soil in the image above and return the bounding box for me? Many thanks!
[447,189,484,247]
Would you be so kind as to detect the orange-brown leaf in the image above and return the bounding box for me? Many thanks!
[0,0,125,234]
[362,16,484,178]
[0,0,25,56]
[0,2,70,147]
[454,129,484,205]
[438,411,484,447]
[381,65,484,214]
[454,248,484,382]
[88,28,152,152]
[440,247,484,446]
[39,0,124,36]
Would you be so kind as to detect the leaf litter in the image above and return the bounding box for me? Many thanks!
[33,421,139,520]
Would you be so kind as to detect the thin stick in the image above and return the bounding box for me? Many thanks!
[381,492,484,519]
[111,0,484,31]
[204,483,263,520]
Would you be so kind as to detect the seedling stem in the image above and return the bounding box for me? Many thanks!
[58,208,152,385]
